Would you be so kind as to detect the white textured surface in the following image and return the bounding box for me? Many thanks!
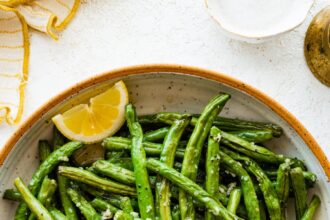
[0,0,329,161]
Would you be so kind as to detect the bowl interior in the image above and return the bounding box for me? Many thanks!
[206,0,314,39]
[0,72,329,218]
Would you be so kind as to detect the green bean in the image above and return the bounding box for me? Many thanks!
[113,210,132,220]
[222,147,281,220]
[120,196,134,214]
[219,150,260,220]
[80,183,139,212]
[146,158,241,220]
[265,169,317,187]
[79,183,124,208]
[93,160,135,185]
[102,137,185,158]
[217,191,229,206]
[15,204,29,220]
[220,130,284,163]
[3,188,21,201]
[291,158,307,171]
[38,141,52,163]
[264,170,281,178]
[156,115,190,219]
[103,137,162,150]
[229,129,273,143]
[57,172,78,220]
[67,188,100,220]
[302,172,317,184]
[301,195,321,220]
[110,157,183,173]
[106,151,127,161]
[211,117,282,137]
[249,162,281,220]
[14,177,53,220]
[139,113,283,137]
[111,158,134,170]
[56,144,79,220]
[15,141,83,219]
[180,93,230,219]
[90,197,119,214]
[53,129,79,220]
[28,176,57,220]
[79,182,109,197]
[290,167,308,219]
[275,162,290,220]
[143,127,170,142]
[58,166,136,195]
[49,208,67,220]
[107,196,125,209]
[227,188,241,214]
[205,126,221,220]
[157,112,187,124]
[125,104,155,219]
[30,142,83,194]
[170,185,226,208]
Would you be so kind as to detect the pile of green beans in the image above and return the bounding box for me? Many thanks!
[3,93,321,220]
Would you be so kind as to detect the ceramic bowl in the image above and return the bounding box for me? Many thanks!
[205,0,314,43]
[0,65,329,219]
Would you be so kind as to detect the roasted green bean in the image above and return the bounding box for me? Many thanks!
[301,195,321,220]
[139,113,282,137]
[90,197,119,214]
[205,126,221,220]
[28,176,57,220]
[146,158,241,220]
[227,188,242,214]
[156,115,190,219]
[219,150,260,220]
[290,167,308,219]
[14,141,83,219]
[221,147,281,220]
[93,160,135,185]
[102,137,185,158]
[67,188,100,220]
[229,129,273,143]
[49,208,67,220]
[58,166,136,196]
[220,130,283,163]
[14,177,53,220]
[126,104,155,219]
[275,162,290,219]
[180,93,230,219]
[143,127,170,142]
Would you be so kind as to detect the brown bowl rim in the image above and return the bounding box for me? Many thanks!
[1,64,329,180]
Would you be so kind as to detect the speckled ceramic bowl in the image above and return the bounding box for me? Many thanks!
[0,65,329,219]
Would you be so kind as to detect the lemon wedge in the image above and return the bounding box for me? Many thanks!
[52,81,129,143]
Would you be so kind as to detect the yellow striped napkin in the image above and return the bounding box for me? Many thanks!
[0,0,79,125]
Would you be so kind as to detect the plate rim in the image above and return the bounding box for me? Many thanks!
[204,0,314,41]
[1,64,329,180]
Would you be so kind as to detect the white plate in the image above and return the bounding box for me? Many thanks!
[205,0,314,43]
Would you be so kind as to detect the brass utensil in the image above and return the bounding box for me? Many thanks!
[304,6,330,87]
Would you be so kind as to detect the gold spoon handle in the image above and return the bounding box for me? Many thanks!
[304,6,330,86]
[322,19,330,55]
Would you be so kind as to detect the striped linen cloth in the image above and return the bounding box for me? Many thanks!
[0,0,79,124]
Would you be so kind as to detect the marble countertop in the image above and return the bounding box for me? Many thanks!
[1,0,329,160]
